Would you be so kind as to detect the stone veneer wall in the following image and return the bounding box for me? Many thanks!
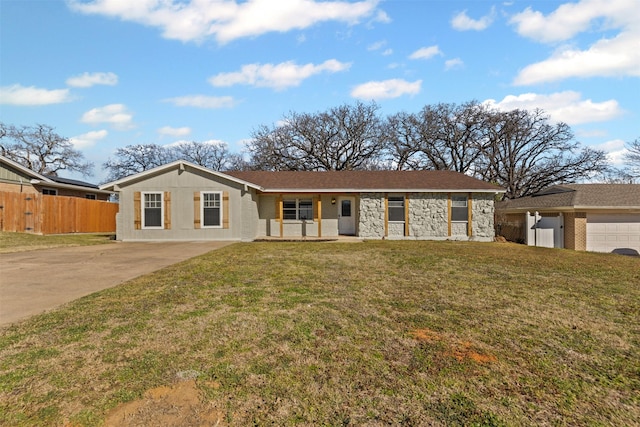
[358,192,496,241]
[358,193,386,239]
[408,193,449,239]
[471,194,496,241]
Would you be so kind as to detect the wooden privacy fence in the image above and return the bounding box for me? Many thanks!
[0,192,118,234]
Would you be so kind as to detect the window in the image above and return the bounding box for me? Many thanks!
[202,192,222,227]
[143,192,163,228]
[341,199,352,217]
[388,196,405,222]
[85,194,97,200]
[283,198,313,220]
[451,195,468,222]
[42,188,57,195]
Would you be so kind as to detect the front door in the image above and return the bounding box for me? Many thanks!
[338,197,356,235]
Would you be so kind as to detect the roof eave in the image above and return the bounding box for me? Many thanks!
[499,205,640,212]
[259,188,505,193]
[31,179,112,195]
[100,160,263,191]
[1,155,52,183]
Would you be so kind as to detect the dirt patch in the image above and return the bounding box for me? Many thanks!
[409,328,497,364]
[103,380,225,427]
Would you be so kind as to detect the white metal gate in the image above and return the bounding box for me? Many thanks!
[526,212,563,249]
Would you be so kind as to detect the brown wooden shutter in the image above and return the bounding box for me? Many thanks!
[194,191,201,229]
[164,192,171,230]
[223,191,229,229]
[134,191,141,230]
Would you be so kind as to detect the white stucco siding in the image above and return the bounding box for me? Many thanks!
[256,194,338,238]
[115,166,253,241]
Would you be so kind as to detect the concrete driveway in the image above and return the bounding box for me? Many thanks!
[0,241,233,326]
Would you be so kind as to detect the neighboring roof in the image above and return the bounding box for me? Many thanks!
[225,170,504,193]
[45,175,100,189]
[99,160,262,191]
[0,155,110,194]
[498,184,640,211]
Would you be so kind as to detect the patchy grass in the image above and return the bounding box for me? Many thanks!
[0,232,114,253]
[0,241,638,426]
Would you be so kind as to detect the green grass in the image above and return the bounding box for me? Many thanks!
[0,232,114,253]
[0,241,638,426]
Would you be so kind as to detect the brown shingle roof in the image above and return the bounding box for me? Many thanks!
[498,184,640,210]
[225,170,503,192]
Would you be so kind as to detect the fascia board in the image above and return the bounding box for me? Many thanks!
[100,160,263,191]
[1,155,53,183]
[259,188,505,194]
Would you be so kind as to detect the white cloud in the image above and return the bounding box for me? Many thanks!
[0,84,72,105]
[158,126,191,137]
[451,7,495,31]
[209,59,351,90]
[66,72,118,88]
[483,91,623,125]
[510,0,636,43]
[409,46,442,60]
[368,40,386,51]
[592,139,627,165]
[445,58,464,70]
[163,95,237,108]
[510,0,640,84]
[513,31,640,85]
[81,104,134,130]
[69,130,108,149]
[351,79,421,100]
[68,0,383,44]
[165,138,227,148]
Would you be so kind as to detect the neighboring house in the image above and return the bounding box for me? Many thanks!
[496,184,640,254]
[99,160,504,242]
[0,155,117,234]
[0,155,111,200]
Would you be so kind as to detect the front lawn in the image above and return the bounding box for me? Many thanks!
[0,241,638,426]
[0,232,114,253]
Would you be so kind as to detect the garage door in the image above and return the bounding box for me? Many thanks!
[586,213,640,254]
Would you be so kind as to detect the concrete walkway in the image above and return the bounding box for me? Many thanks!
[0,241,233,326]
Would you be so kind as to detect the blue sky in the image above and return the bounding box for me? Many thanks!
[1,0,639,182]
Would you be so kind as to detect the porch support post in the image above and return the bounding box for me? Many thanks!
[317,195,322,237]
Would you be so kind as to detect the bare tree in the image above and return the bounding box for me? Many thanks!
[624,138,640,178]
[414,101,492,173]
[383,112,429,170]
[247,101,386,170]
[102,144,171,182]
[478,109,609,199]
[384,102,491,172]
[169,141,233,170]
[0,122,93,176]
[102,141,245,181]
